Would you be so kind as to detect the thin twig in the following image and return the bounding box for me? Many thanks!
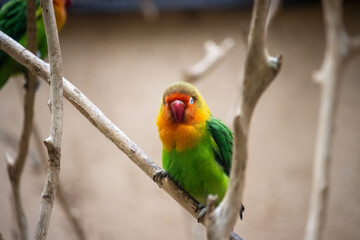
[0,31,243,240]
[33,0,64,239]
[6,0,37,239]
[206,0,282,239]
[32,123,86,240]
[182,38,235,83]
[304,0,360,240]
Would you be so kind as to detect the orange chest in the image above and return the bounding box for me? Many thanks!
[158,123,206,152]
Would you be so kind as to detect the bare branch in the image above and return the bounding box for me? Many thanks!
[182,38,235,83]
[305,0,360,240]
[206,0,282,239]
[0,30,243,240]
[32,124,86,240]
[6,0,37,239]
[33,0,64,239]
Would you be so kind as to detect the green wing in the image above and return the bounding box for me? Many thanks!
[0,0,27,65]
[206,116,233,176]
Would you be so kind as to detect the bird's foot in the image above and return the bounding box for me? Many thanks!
[152,169,168,187]
[195,204,207,223]
[239,204,245,220]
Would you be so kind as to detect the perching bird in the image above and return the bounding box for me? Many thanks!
[0,0,69,89]
[154,81,244,221]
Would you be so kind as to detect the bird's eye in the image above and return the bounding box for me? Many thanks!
[189,97,194,104]
[164,100,167,106]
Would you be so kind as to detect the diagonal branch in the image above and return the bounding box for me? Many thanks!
[305,0,360,240]
[6,0,37,239]
[0,30,243,240]
[182,38,235,83]
[206,0,282,239]
[33,0,64,239]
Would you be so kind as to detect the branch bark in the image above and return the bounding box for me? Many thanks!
[33,0,64,239]
[32,124,86,240]
[206,0,282,239]
[304,0,360,240]
[6,1,37,239]
[182,38,235,83]
[0,31,243,240]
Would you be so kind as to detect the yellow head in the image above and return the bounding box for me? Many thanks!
[156,82,211,152]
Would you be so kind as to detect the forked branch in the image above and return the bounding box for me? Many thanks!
[206,0,282,239]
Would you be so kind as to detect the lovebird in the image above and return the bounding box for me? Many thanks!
[0,0,69,89]
[155,81,244,221]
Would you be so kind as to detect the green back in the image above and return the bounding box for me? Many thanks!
[206,116,233,176]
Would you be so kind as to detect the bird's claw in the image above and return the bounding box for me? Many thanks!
[195,204,207,223]
[195,203,205,213]
[153,169,168,187]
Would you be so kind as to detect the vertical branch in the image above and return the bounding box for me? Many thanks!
[33,0,64,239]
[6,0,37,239]
[33,124,86,240]
[206,0,282,239]
[304,0,360,240]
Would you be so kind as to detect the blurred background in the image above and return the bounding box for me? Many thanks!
[0,0,359,239]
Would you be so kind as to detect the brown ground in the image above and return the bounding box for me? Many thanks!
[1,3,360,240]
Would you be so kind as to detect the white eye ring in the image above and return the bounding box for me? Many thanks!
[189,97,194,104]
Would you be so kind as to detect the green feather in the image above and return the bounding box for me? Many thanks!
[206,116,233,176]
[0,0,46,90]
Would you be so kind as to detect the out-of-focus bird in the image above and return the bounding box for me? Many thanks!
[154,81,244,221]
[0,0,69,89]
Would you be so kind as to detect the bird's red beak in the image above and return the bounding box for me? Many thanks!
[171,100,185,123]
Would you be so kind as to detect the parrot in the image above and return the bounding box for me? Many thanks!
[0,0,69,90]
[154,81,244,222]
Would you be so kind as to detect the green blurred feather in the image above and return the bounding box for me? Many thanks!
[0,0,44,90]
